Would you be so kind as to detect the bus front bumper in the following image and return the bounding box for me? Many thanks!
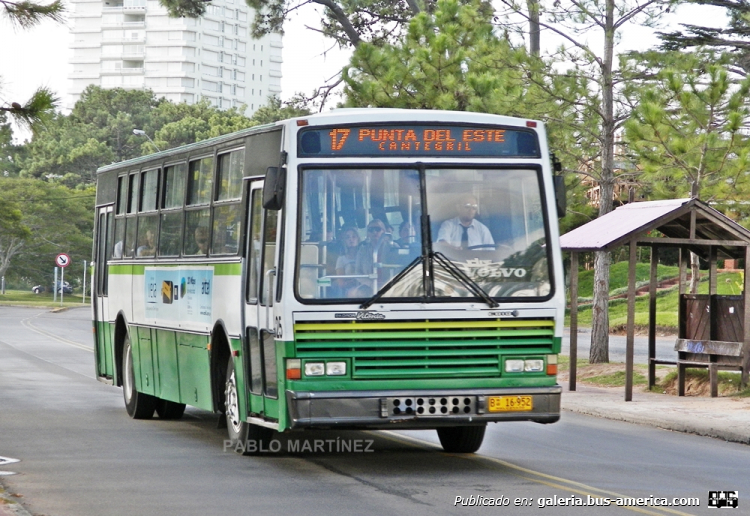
[286,386,561,430]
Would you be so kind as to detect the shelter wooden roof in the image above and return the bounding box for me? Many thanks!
[560,198,750,259]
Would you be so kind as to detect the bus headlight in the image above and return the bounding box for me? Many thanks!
[505,359,525,373]
[326,362,347,376]
[304,362,325,376]
[524,359,544,372]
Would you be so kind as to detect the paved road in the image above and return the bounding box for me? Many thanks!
[0,306,746,516]
[562,327,677,364]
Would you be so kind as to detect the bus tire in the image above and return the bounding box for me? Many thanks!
[156,399,186,420]
[122,334,156,419]
[225,358,273,455]
[436,425,486,453]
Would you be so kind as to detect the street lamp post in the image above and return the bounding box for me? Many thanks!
[133,129,161,152]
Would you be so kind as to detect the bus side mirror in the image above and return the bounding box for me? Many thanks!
[263,166,286,210]
[553,175,566,218]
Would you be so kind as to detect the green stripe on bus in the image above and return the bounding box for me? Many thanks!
[297,339,555,356]
[109,264,144,274]
[108,263,241,275]
[295,329,554,340]
[296,348,553,359]
[294,320,554,331]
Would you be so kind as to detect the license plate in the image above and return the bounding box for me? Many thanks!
[488,396,533,412]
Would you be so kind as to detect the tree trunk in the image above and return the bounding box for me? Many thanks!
[589,0,616,364]
[590,250,611,363]
[689,251,700,293]
[526,0,540,56]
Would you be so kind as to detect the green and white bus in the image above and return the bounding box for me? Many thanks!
[92,109,565,453]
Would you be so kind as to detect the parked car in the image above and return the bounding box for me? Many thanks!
[56,281,73,294]
[32,281,72,294]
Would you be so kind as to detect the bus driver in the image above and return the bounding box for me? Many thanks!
[436,194,494,250]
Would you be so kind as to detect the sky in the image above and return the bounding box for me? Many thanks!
[0,1,724,137]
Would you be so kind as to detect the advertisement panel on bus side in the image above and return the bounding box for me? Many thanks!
[144,267,213,324]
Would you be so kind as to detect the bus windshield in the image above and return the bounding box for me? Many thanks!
[296,167,552,302]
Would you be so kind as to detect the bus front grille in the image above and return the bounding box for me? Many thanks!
[293,318,555,379]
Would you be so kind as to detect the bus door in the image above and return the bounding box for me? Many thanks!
[94,205,115,380]
[244,180,280,420]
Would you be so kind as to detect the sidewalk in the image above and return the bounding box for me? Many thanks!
[562,380,750,444]
[0,484,31,516]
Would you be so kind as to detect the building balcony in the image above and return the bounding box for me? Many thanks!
[101,68,145,75]
[102,21,146,28]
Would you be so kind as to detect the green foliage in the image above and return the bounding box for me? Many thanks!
[574,261,680,301]
[17,86,260,189]
[150,99,257,150]
[249,95,312,125]
[0,112,23,177]
[158,0,206,18]
[586,370,648,387]
[570,270,744,330]
[0,177,94,286]
[242,0,479,46]
[658,0,750,74]
[1,1,63,130]
[625,52,750,204]
[1,0,65,28]
[343,0,539,114]
[0,289,86,307]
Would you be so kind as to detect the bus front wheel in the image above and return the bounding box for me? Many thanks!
[122,335,157,419]
[436,425,486,453]
[225,358,273,454]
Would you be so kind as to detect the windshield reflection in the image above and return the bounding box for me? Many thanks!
[296,167,551,302]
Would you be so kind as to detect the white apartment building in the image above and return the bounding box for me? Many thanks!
[68,0,282,114]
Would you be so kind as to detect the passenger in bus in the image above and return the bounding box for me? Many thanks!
[354,219,398,294]
[394,222,414,248]
[436,194,494,250]
[136,229,156,257]
[334,227,361,297]
[194,226,210,255]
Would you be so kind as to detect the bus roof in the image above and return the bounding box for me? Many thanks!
[96,109,544,175]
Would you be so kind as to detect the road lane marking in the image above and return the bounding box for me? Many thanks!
[0,456,20,476]
[20,315,93,353]
[377,431,697,516]
[0,457,19,466]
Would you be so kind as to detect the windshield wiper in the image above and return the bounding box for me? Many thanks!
[431,251,498,308]
[359,251,498,310]
[359,254,422,310]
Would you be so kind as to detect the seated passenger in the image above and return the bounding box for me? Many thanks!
[136,229,156,257]
[194,226,209,255]
[354,219,397,292]
[334,227,361,297]
[436,194,494,250]
[394,222,414,248]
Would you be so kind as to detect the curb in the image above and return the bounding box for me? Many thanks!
[562,399,750,445]
[0,483,33,516]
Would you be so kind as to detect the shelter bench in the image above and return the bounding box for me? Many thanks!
[674,339,749,397]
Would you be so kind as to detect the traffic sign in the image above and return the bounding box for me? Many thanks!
[56,253,71,268]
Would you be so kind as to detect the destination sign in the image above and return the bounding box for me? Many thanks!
[298,124,540,158]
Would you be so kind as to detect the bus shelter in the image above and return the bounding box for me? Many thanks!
[560,198,750,401]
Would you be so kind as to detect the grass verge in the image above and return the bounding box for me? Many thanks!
[558,357,750,396]
[0,289,88,308]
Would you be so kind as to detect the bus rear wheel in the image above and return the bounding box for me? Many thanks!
[436,425,486,453]
[156,399,186,420]
[122,334,157,419]
[225,358,273,455]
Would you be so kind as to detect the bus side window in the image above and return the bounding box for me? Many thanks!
[159,212,182,257]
